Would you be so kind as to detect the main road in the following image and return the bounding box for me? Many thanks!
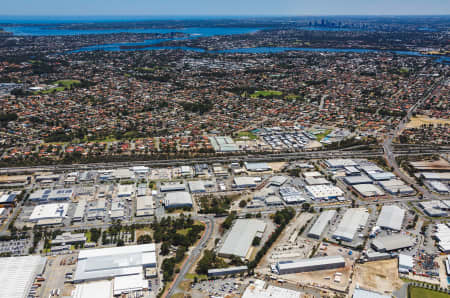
[166,215,214,298]
[383,78,445,200]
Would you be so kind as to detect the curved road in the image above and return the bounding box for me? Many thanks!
[166,215,214,298]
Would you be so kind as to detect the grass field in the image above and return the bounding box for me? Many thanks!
[185,273,208,280]
[250,90,283,98]
[33,79,80,94]
[315,129,332,141]
[236,131,258,140]
[406,115,450,128]
[409,286,449,298]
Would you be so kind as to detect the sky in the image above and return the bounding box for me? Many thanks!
[1,0,449,16]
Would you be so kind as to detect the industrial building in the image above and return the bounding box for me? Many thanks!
[419,200,449,217]
[367,172,396,181]
[209,136,239,152]
[73,280,113,298]
[234,176,258,188]
[420,172,450,181]
[188,180,206,193]
[112,168,134,180]
[434,223,450,253]
[269,176,288,187]
[160,183,186,192]
[207,266,248,277]
[378,179,415,195]
[117,184,134,197]
[305,177,331,185]
[305,184,344,200]
[275,255,345,275]
[265,196,284,206]
[244,162,271,172]
[73,244,156,283]
[72,201,86,222]
[29,188,74,203]
[180,166,192,177]
[52,232,86,246]
[29,203,69,225]
[353,184,385,197]
[398,254,414,273]
[325,159,358,169]
[376,205,405,231]
[371,234,414,252]
[136,196,154,217]
[353,288,390,298]
[164,191,193,209]
[428,181,449,194]
[242,280,303,298]
[219,219,266,259]
[333,208,369,242]
[0,255,47,298]
[343,175,373,185]
[308,210,337,239]
[279,186,305,204]
[0,193,17,207]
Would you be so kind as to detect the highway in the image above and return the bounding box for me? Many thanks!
[166,215,214,298]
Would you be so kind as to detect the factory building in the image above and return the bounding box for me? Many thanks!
[333,208,369,242]
[398,254,414,273]
[219,219,266,259]
[0,255,47,298]
[324,159,358,169]
[376,205,405,231]
[371,234,415,252]
[117,184,134,198]
[366,172,396,181]
[275,255,345,275]
[52,232,86,246]
[164,191,193,209]
[353,184,385,197]
[419,200,449,217]
[73,244,156,283]
[29,203,69,225]
[308,210,337,239]
[242,280,302,298]
[188,180,206,193]
[420,172,450,181]
[353,288,390,298]
[305,185,344,200]
[0,193,17,207]
[207,266,248,277]
[234,177,258,188]
[29,188,74,203]
[136,196,154,217]
[244,162,271,172]
[378,179,415,195]
[428,181,449,194]
[434,224,450,253]
[279,186,305,204]
[265,196,284,206]
[269,176,288,187]
[343,175,373,185]
[160,183,186,192]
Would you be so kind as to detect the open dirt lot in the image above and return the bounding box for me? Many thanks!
[406,116,450,128]
[352,259,403,295]
[268,162,287,172]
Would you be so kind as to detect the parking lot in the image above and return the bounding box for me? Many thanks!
[191,277,245,297]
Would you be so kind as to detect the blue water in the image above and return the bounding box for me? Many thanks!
[3,26,263,37]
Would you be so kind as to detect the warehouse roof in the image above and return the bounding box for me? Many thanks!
[73,280,113,298]
[219,219,266,259]
[164,191,192,208]
[75,244,156,282]
[325,159,357,168]
[420,172,450,181]
[308,210,337,238]
[376,205,405,231]
[242,281,302,298]
[269,176,288,186]
[372,234,414,252]
[209,136,239,152]
[0,255,46,298]
[305,184,344,199]
[29,203,69,221]
[188,180,206,192]
[160,183,186,192]
[353,184,385,197]
[353,288,390,298]
[333,208,369,241]
[234,176,258,187]
[244,162,271,172]
[276,255,345,272]
[344,175,373,185]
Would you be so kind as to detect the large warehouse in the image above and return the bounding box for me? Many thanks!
[305,184,344,200]
[333,208,369,242]
[219,219,266,259]
[308,210,337,239]
[275,255,345,275]
[164,191,193,209]
[73,244,156,283]
[376,205,405,231]
[371,235,415,252]
[29,203,69,224]
[0,255,47,298]
[353,184,385,197]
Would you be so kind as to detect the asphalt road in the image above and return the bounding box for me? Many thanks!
[383,78,444,200]
[166,215,214,298]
